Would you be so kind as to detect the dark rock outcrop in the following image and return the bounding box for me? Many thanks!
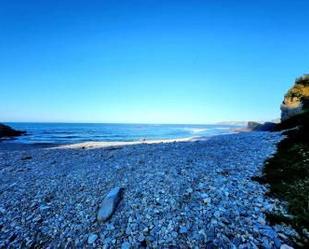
[0,124,26,138]
[247,121,261,130]
[246,121,277,132]
[253,122,277,132]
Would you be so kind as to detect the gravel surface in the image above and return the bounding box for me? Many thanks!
[0,132,298,248]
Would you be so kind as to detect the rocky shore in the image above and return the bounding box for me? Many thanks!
[0,132,298,248]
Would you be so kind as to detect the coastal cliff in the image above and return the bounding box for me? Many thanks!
[281,75,309,121]
[260,74,309,247]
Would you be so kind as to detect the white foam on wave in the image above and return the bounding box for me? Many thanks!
[183,128,209,134]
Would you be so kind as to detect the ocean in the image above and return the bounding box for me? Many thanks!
[3,123,242,144]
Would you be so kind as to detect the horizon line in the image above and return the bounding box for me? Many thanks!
[1,120,249,126]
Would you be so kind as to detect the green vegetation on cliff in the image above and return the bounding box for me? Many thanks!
[281,75,309,121]
[261,110,309,247]
[285,75,309,101]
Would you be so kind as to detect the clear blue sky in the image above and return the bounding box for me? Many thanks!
[0,0,308,124]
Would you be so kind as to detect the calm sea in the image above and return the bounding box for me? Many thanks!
[3,123,242,144]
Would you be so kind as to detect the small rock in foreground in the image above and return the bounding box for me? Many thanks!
[280,244,294,249]
[121,241,131,249]
[97,187,124,222]
[87,233,98,244]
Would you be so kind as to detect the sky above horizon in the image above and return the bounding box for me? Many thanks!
[0,0,308,124]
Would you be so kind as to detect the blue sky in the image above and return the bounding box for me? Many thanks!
[0,0,308,123]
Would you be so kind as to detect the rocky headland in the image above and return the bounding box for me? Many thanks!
[256,74,309,247]
[0,124,25,139]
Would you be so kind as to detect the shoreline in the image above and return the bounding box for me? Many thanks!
[0,136,202,151]
[0,136,211,151]
[55,136,207,149]
[0,129,241,151]
[0,123,241,151]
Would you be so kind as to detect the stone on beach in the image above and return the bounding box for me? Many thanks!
[179,226,188,234]
[280,244,294,249]
[97,187,123,222]
[87,233,98,244]
[121,241,131,249]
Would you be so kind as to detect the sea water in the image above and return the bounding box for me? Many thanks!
[3,123,242,144]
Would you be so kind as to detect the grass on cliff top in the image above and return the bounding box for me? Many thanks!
[260,111,309,246]
[285,75,309,100]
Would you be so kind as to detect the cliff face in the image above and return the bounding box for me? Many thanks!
[262,75,309,246]
[281,74,309,121]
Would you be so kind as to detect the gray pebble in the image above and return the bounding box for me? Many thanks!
[87,233,98,244]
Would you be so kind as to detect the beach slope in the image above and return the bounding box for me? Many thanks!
[0,132,296,248]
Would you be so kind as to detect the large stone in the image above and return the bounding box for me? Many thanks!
[97,187,123,222]
[0,124,26,138]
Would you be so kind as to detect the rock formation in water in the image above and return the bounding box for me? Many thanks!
[280,74,309,121]
[0,123,26,138]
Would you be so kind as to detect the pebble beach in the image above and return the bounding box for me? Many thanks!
[0,131,298,248]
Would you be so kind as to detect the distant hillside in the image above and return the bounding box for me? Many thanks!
[215,121,247,126]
